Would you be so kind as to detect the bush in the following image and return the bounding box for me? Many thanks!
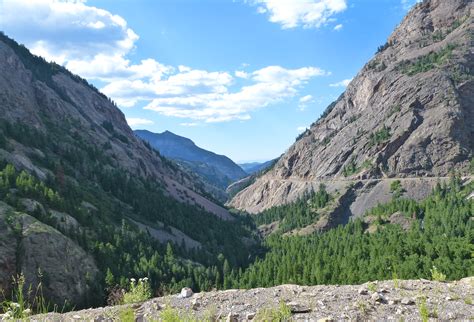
[400,44,456,76]
[369,126,391,146]
[430,266,446,282]
[122,278,152,304]
[255,302,292,321]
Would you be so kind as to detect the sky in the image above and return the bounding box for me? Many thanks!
[0,0,419,162]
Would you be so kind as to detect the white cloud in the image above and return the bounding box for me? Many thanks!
[180,122,199,127]
[329,78,352,87]
[299,95,313,103]
[297,126,308,132]
[334,23,343,31]
[235,71,250,79]
[142,66,328,122]
[298,94,314,111]
[1,0,330,123]
[0,0,172,82]
[252,0,347,29]
[126,117,154,126]
[401,0,421,10]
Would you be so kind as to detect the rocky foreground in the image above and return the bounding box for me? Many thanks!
[30,278,473,321]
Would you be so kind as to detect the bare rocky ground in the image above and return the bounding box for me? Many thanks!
[28,277,473,321]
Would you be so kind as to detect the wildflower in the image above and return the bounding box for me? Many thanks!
[143,277,149,281]
[11,302,20,308]
[130,278,136,283]
[23,308,32,315]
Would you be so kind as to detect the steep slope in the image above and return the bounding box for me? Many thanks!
[230,0,474,214]
[135,130,247,191]
[0,34,230,219]
[0,33,257,308]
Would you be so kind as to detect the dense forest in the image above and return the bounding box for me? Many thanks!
[233,177,473,288]
[0,119,259,305]
[1,119,473,310]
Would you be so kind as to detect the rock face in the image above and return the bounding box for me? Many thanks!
[33,277,474,321]
[230,0,474,214]
[0,202,99,307]
[0,33,229,219]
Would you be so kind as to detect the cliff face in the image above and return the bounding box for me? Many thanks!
[0,33,230,219]
[230,0,473,214]
[0,33,241,307]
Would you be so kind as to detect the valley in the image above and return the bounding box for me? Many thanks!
[0,0,473,320]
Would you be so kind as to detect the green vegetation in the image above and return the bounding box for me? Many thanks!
[376,40,394,54]
[255,302,292,322]
[400,44,456,76]
[342,159,372,177]
[122,278,152,304]
[254,184,331,233]
[369,125,391,146]
[232,178,472,288]
[418,296,429,322]
[430,266,447,282]
[390,180,405,199]
[0,117,259,310]
[118,307,135,322]
[0,274,51,319]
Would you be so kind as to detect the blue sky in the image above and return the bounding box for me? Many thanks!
[0,0,418,162]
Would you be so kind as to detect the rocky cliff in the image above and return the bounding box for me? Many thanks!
[0,33,253,308]
[230,0,474,214]
[0,33,230,219]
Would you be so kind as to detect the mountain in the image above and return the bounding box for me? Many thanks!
[135,130,247,192]
[239,159,276,175]
[230,0,473,219]
[0,32,257,308]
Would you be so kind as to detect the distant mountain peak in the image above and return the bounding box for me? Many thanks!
[135,130,247,195]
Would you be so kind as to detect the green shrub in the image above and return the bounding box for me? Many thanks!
[159,306,183,322]
[118,307,135,322]
[122,278,152,304]
[430,266,446,282]
[400,44,456,76]
[390,180,405,199]
[369,126,391,146]
[255,302,292,321]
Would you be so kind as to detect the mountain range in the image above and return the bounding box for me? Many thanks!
[0,0,472,316]
[239,160,276,175]
[0,32,256,308]
[229,0,473,224]
[135,130,247,200]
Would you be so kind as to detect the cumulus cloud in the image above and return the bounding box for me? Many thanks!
[334,23,343,31]
[126,117,154,127]
[142,66,328,122]
[0,0,170,81]
[296,126,308,132]
[298,94,314,111]
[252,0,347,29]
[1,0,330,123]
[329,78,352,87]
[235,71,250,79]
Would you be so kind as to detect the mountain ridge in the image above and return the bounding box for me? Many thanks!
[229,0,473,215]
[135,129,247,198]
